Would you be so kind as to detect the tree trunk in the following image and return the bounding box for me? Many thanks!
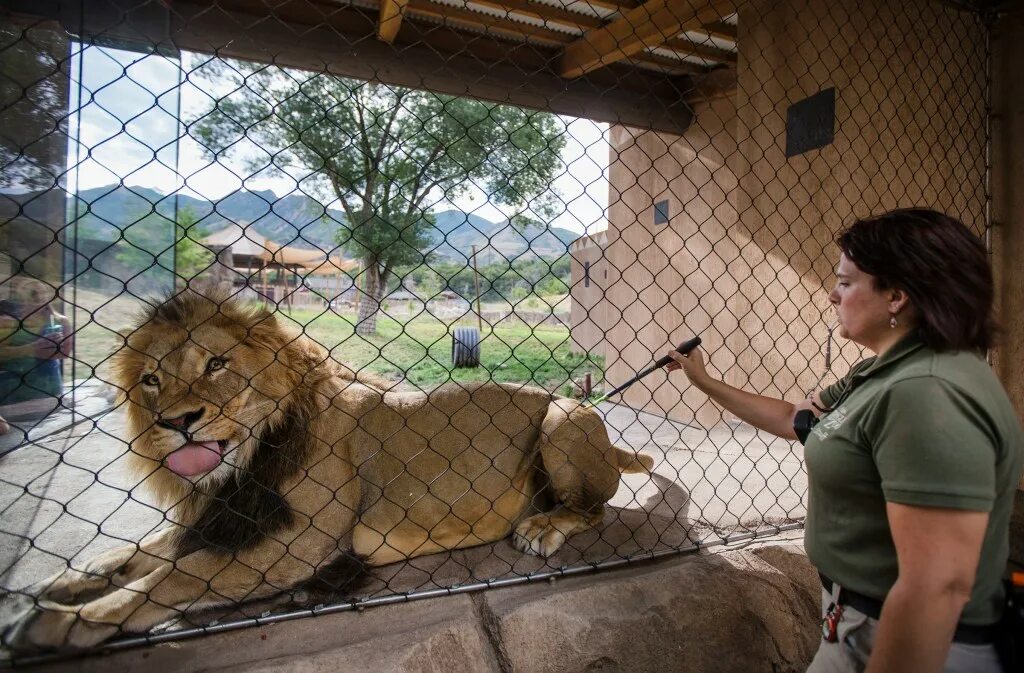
[355,263,382,335]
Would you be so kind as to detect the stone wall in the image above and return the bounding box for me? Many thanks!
[33,543,820,673]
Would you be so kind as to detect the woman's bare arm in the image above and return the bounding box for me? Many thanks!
[865,503,988,673]
[666,347,825,440]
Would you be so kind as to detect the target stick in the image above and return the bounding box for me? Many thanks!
[584,336,702,407]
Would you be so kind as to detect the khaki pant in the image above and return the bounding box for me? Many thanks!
[806,588,1003,673]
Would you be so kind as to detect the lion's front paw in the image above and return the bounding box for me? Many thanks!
[513,514,570,557]
[513,508,603,558]
[31,568,115,606]
[29,544,142,608]
[4,601,119,651]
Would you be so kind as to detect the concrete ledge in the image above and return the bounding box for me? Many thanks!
[32,540,819,673]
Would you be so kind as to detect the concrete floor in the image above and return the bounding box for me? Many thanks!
[0,390,806,656]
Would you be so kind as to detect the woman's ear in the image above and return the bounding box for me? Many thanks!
[889,288,911,315]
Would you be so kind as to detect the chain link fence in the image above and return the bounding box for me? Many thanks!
[0,0,993,661]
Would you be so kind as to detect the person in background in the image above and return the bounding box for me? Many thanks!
[666,209,1023,673]
[0,275,72,433]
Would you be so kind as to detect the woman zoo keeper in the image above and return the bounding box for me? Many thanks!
[666,209,1023,673]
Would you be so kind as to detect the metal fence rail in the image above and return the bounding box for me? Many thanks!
[0,0,992,661]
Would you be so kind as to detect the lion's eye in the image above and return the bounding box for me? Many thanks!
[206,357,226,373]
[142,373,160,387]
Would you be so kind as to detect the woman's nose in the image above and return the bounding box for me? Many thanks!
[827,289,839,304]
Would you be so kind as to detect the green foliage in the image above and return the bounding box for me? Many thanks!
[174,206,214,280]
[113,206,212,282]
[407,254,571,303]
[190,60,568,331]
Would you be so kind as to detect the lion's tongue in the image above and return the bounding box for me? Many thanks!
[166,442,222,476]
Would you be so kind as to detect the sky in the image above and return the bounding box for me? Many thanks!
[65,43,610,236]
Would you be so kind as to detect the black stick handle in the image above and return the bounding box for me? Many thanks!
[652,335,703,370]
[601,336,702,401]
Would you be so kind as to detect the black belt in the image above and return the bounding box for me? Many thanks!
[819,573,998,645]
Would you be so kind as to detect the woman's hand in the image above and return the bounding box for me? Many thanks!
[57,317,73,358]
[32,317,73,360]
[33,336,60,360]
[665,346,710,388]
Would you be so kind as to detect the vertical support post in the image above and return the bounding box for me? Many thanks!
[471,244,483,334]
[982,9,995,365]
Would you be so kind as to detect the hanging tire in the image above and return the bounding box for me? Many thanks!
[452,326,481,368]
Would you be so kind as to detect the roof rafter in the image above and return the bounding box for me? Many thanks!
[694,19,736,41]
[662,36,736,63]
[557,0,735,78]
[627,51,703,74]
[378,0,410,42]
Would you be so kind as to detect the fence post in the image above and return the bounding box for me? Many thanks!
[472,244,483,334]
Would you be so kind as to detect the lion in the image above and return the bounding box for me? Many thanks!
[6,292,651,650]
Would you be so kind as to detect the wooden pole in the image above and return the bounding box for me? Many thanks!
[471,245,483,333]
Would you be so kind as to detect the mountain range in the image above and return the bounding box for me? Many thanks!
[52,185,580,263]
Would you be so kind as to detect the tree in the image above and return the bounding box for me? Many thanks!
[191,61,566,334]
[173,206,214,282]
[115,205,212,286]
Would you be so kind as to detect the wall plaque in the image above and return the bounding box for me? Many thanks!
[786,88,836,157]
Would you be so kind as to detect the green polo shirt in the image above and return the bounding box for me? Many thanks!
[804,333,1024,625]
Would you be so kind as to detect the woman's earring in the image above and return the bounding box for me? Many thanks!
[889,315,898,329]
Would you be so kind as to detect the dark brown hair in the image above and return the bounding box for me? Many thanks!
[836,208,994,352]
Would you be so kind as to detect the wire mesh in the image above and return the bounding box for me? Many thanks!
[0,0,992,660]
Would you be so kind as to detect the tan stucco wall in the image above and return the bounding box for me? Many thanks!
[603,95,740,426]
[568,232,611,357]
[600,0,987,429]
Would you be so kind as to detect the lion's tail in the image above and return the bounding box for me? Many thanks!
[612,446,654,474]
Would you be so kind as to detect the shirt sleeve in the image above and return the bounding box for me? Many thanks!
[819,358,874,409]
[869,377,998,511]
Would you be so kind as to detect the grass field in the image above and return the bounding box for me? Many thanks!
[282,307,603,392]
[63,293,603,394]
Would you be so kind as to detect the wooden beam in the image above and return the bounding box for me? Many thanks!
[683,65,737,104]
[663,36,736,64]
[584,0,640,12]
[694,19,736,41]
[206,1,697,132]
[378,0,410,43]
[629,51,705,75]
[557,0,735,78]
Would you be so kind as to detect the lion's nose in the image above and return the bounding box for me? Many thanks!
[158,408,205,432]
